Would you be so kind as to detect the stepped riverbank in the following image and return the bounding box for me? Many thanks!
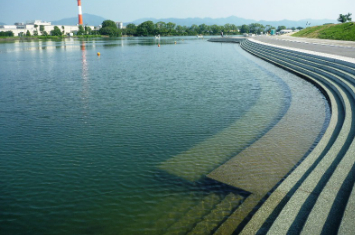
[209,36,355,234]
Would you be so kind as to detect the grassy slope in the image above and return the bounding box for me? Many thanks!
[292,22,355,41]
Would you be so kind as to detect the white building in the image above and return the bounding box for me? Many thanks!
[0,20,95,36]
[0,25,17,30]
[26,20,52,26]
[115,22,123,29]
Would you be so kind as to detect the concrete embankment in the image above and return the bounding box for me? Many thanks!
[208,37,246,43]
[235,38,355,235]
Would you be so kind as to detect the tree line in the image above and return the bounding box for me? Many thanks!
[0,31,14,37]
[0,19,304,38]
[99,20,304,37]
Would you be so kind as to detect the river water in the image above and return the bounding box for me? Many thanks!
[0,37,328,234]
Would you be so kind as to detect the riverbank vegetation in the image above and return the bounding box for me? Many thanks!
[0,31,14,37]
[1,19,300,39]
[292,22,355,41]
[121,21,295,36]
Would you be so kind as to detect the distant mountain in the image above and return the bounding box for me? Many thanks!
[51,13,106,26]
[127,16,337,28]
[49,13,337,28]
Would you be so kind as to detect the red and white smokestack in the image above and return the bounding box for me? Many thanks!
[77,0,83,25]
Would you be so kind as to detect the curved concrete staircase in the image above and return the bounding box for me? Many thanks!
[236,39,355,234]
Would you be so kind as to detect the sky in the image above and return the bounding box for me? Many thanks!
[0,0,354,24]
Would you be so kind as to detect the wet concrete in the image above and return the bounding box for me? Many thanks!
[208,60,327,234]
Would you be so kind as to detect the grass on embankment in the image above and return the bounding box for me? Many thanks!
[292,22,355,41]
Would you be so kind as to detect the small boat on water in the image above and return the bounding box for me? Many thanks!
[197,35,204,38]
[155,34,160,39]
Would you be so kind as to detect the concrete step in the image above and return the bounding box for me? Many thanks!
[163,193,221,235]
[140,195,197,235]
[207,39,329,234]
[242,40,355,79]
[338,182,355,234]
[242,40,355,70]
[187,193,243,235]
[237,39,355,234]
[158,63,288,182]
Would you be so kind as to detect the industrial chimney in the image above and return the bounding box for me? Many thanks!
[77,0,83,25]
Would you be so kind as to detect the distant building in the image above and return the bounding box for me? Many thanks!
[115,22,123,29]
[0,20,94,36]
[26,20,52,26]
[0,25,17,30]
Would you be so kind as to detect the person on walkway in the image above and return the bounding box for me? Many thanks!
[221,31,224,37]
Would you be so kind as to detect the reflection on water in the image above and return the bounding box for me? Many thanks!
[81,41,88,79]
[81,41,90,121]
[0,37,328,235]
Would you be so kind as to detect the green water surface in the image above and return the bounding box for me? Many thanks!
[0,37,291,234]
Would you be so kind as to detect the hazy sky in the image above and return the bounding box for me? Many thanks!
[0,0,354,24]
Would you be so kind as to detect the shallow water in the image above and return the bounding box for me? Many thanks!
[0,36,327,234]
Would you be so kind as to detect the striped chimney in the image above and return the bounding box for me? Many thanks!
[77,0,83,25]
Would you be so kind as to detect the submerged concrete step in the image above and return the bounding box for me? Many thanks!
[158,67,287,182]
[206,40,329,233]
[140,196,197,235]
[187,193,243,235]
[164,193,221,235]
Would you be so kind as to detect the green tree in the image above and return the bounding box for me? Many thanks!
[297,27,304,30]
[249,23,265,34]
[338,14,347,23]
[155,21,167,35]
[42,31,48,36]
[198,24,210,34]
[62,25,65,35]
[167,22,176,33]
[347,13,353,21]
[26,30,31,36]
[100,27,121,37]
[125,23,137,35]
[0,31,14,37]
[176,25,186,34]
[99,20,121,37]
[78,25,85,35]
[240,24,249,34]
[85,25,92,35]
[102,20,117,28]
[210,25,222,34]
[187,24,199,35]
[338,13,352,23]
[136,21,154,36]
[224,24,238,34]
[51,26,62,36]
[40,25,45,34]
[277,25,287,32]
